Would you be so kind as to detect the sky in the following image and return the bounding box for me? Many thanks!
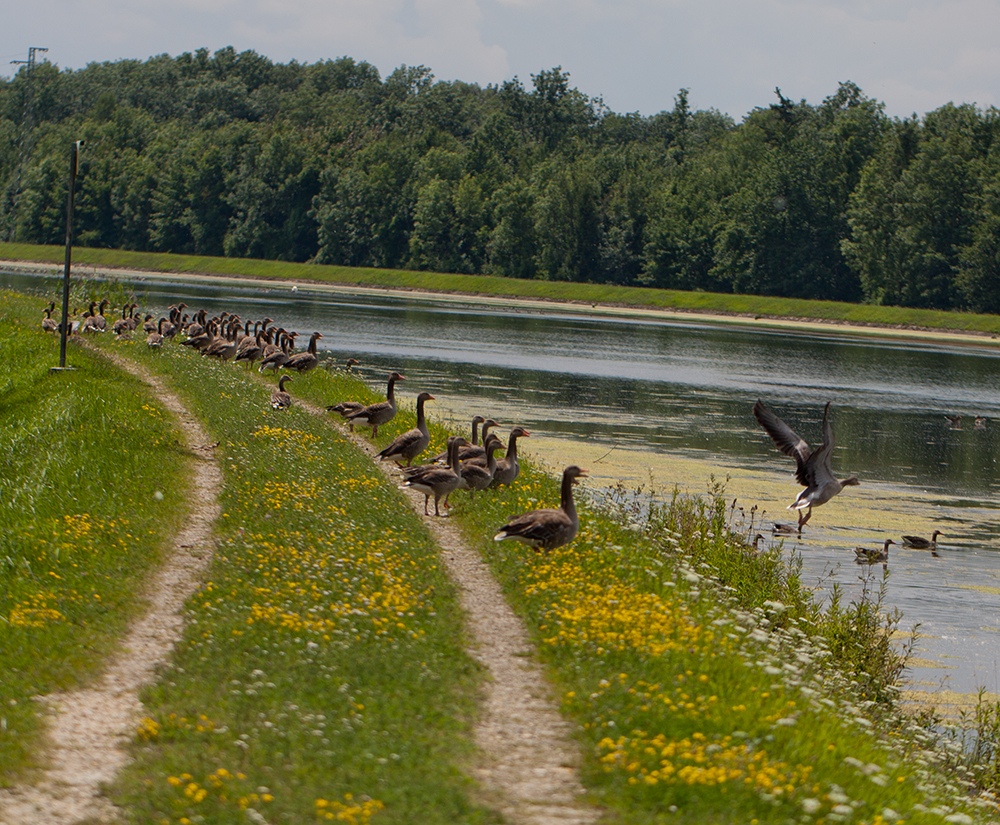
[4,0,1000,122]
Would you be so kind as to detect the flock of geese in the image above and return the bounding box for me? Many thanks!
[46,297,963,561]
[45,298,586,553]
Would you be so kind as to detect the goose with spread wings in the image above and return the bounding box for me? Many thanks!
[753,399,859,529]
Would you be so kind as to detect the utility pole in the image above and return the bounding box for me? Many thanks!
[5,46,48,241]
[11,46,48,73]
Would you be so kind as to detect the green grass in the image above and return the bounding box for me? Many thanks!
[0,291,190,782]
[5,242,1000,336]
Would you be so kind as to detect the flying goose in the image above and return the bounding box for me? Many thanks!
[377,392,434,466]
[271,374,293,410]
[493,465,587,552]
[855,539,894,564]
[753,399,859,529]
[347,372,405,437]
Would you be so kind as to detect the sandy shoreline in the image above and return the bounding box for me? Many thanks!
[4,258,1000,350]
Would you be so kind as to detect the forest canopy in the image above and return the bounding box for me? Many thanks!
[3,47,1000,312]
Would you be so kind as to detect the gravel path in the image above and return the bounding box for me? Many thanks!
[0,354,601,825]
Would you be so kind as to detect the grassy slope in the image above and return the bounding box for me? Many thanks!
[0,292,190,780]
[5,242,1000,336]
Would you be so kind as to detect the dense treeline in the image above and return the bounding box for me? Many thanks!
[3,47,1000,311]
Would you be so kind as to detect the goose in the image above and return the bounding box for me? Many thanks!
[344,358,360,372]
[284,331,323,373]
[271,375,293,410]
[183,308,209,341]
[204,317,241,361]
[901,530,942,550]
[493,466,587,552]
[753,399,859,529]
[347,372,405,437]
[147,317,167,348]
[376,392,434,466]
[458,434,504,495]
[771,522,801,536]
[855,539,894,565]
[258,329,293,372]
[944,415,963,429]
[975,416,988,430]
[403,436,467,516]
[326,400,366,429]
[91,299,109,332]
[233,329,264,369]
[490,426,530,488]
[112,303,138,336]
[41,302,58,332]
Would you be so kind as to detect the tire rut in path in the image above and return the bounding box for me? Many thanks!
[312,399,602,825]
[0,351,222,825]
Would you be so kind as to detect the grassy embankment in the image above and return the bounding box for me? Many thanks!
[5,241,1000,336]
[4,290,998,823]
[0,291,190,777]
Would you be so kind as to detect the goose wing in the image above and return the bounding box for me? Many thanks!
[800,402,837,489]
[753,399,814,486]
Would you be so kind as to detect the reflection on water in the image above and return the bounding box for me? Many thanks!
[5,267,1000,696]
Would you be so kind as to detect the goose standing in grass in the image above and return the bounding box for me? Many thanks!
[490,426,530,488]
[377,392,434,467]
[458,434,504,496]
[271,375,294,410]
[494,466,587,552]
[326,400,366,429]
[753,399,859,529]
[403,436,466,516]
[348,372,405,437]
[975,416,988,430]
[258,329,294,372]
[147,317,167,348]
[41,302,58,332]
[901,530,942,551]
[855,539,894,564]
[284,331,323,373]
